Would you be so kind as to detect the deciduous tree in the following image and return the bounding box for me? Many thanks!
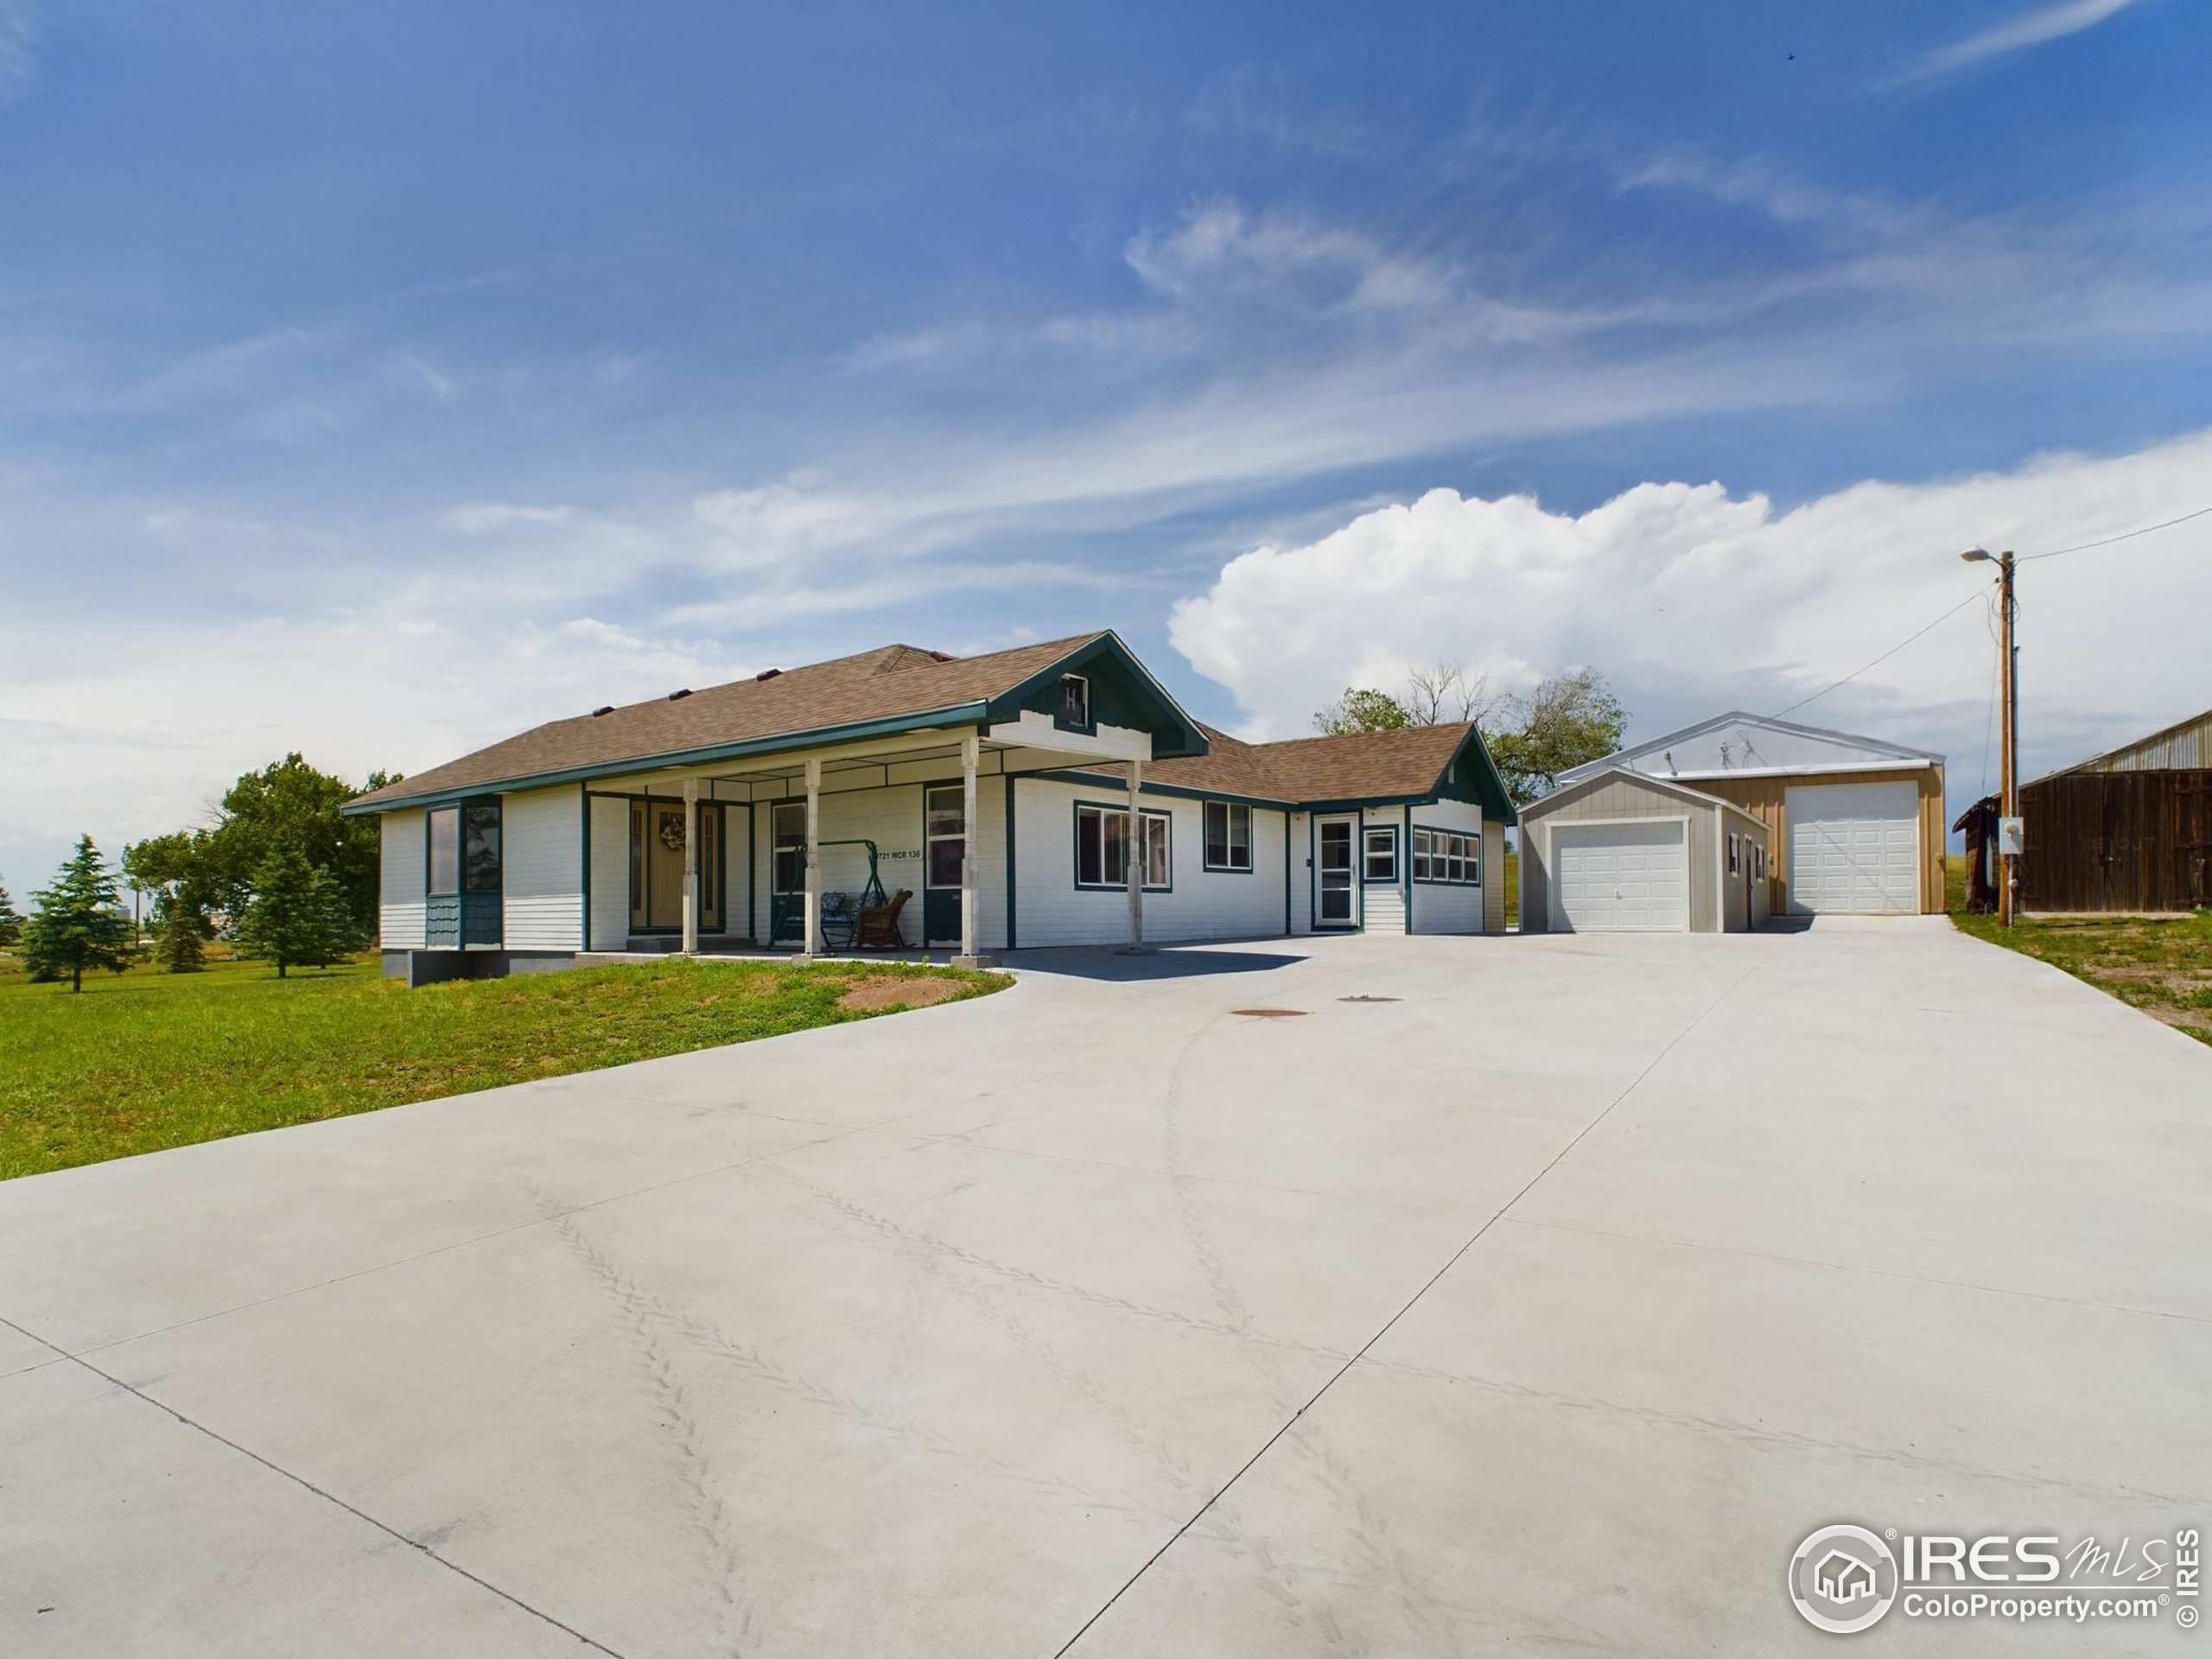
[1313,687,1413,735]
[1483,669,1628,801]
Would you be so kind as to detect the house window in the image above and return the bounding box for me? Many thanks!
[1203,800,1251,871]
[427,807,460,894]
[1728,833,1741,875]
[1075,803,1169,889]
[1056,673,1091,731]
[1755,844,1766,880]
[1363,825,1398,883]
[772,802,806,896]
[1411,827,1479,884]
[463,801,502,893]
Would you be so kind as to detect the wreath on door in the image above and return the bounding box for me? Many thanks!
[658,818,688,853]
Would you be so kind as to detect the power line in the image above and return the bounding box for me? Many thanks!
[1768,503,2209,723]
[2020,504,2212,563]
[1768,589,1985,721]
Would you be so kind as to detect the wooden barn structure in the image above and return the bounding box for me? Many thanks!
[2009,708,2212,912]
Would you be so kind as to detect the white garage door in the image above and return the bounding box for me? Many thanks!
[1552,821,1688,932]
[1786,781,1920,915]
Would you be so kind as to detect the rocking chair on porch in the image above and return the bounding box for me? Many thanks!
[852,889,912,950]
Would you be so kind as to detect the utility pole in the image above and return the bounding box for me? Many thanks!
[1963,546,2019,926]
[1999,549,2018,928]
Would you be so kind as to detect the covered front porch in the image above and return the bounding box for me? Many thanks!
[583,714,1159,965]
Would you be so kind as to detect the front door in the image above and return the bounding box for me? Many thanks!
[1317,816,1357,927]
[635,801,721,931]
[922,784,964,945]
[648,804,686,928]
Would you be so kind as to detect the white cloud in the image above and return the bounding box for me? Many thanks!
[1124,202,1460,318]
[443,500,574,534]
[1169,429,2212,798]
[0,607,749,889]
[0,0,35,89]
[1883,0,2140,89]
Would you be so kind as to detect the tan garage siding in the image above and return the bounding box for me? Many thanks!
[1483,820,1506,933]
[1684,766,1944,914]
[1521,773,1719,933]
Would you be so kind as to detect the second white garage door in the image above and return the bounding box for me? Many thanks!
[1552,821,1688,931]
[1786,780,1920,915]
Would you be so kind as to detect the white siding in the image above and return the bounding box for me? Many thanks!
[588,794,630,950]
[1288,812,1313,934]
[1359,805,1408,936]
[1011,777,1287,947]
[378,809,426,948]
[502,785,584,950]
[1408,798,1485,935]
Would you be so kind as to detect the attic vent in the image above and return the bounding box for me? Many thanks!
[754,667,783,682]
[591,705,615,717]
[667,688,693,701]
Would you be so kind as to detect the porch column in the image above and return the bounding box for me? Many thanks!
[1122,755,1145,953]
[681,778,699,957]
[803,758,822,958]
[959,731,979,961]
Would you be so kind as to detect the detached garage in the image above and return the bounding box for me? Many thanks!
[1520,768,1771,934]
[1554,712,1946,918]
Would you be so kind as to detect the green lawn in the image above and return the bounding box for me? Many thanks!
[0,952,1004,1180]
[1946,860,2212,1046]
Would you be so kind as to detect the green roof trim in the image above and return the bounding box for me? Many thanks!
[340,702,993,815]
[983,632,1211,761]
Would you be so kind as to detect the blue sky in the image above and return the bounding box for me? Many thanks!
[3,0,2209,889]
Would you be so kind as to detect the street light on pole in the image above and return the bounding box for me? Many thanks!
[1962,547,2018,926]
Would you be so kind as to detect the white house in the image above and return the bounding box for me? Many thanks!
[343,631,1518,980]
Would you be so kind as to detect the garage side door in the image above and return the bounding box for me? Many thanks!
[1785,781,1919,915]
[1552,821,1688,932]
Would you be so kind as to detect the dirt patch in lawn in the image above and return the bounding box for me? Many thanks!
[1952,905,2212,1045]
[836,976,969,1014]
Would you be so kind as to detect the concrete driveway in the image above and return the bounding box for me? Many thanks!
[3,923,2208,1656]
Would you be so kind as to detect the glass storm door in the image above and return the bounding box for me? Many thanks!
[1318,817,1357,926]
[923,784,965,945]
[770,802,806,943]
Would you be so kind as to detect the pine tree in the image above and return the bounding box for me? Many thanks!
[0,876,21,949]
[22,836,137,992]
[150,887,212,974]
[235,845,352,977]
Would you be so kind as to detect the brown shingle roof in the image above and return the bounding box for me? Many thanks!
[349,632,1108,810]
[1151,721,1484,804]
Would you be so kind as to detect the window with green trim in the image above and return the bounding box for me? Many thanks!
[427,800,502,895]
[1202,800,1251,871]
[1075,803,1168,889]
[1411,826,1478,885]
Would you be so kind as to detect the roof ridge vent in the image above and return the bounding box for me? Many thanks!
[591,705,615,717]
[754,667,783,682]
[929,650,954,662]
[667,688,693,701]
